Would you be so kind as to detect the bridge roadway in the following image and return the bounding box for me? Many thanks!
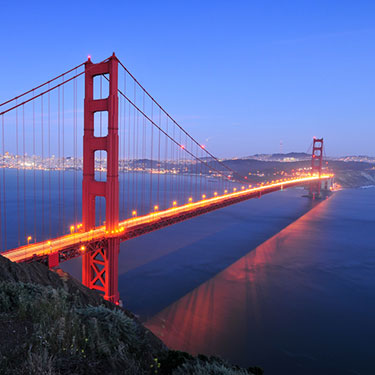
[3,174,332,264]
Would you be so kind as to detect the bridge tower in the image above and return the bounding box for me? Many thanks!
[82,54,120,304]
[309,137,324,198]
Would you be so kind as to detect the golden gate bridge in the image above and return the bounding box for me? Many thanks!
[0,53,333,304]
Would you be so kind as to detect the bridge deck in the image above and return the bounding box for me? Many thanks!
[2,175,332,264]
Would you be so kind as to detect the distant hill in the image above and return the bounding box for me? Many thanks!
[249,152,310,161]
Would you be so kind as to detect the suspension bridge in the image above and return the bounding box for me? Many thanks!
[0,53,333,304]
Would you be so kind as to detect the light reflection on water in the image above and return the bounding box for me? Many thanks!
[145,189,375,375]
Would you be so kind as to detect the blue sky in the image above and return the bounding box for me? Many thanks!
[1,0,374,157]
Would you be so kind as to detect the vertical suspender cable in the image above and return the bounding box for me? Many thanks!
[23,105,26,244]
[122,72,127,218]
[164,118,168,209]
[0,125,1,251]
[62,76,65,233]
[33,90,36,242]
[172,123,175,203]
[142,91,146,213]
[135,86,139,213]
[73,73,77,226]
[119,94,122,218]
[41,95,45,240]
[48,85,51,238]
[127,78,131,217]
[150,100,154,211]
[132,82,137,210]
[16,101,20,246]
[58,86,61,234]
[157,108,161,207]
[1,115,6,250]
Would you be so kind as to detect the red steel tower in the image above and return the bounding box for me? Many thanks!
[310,137,324,198]
[82,54,120,304]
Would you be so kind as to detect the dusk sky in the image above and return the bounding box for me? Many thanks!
[1,0,374,157]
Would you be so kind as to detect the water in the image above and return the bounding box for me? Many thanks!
[2,169,374,374]
[142,188,375,375]
[0,169,234,250]
[67,187,374,374]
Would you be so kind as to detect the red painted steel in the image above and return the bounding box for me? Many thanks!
[82,54,120,304]
[5,175,332,266]
[48,252,59,268]
[310,137,324,198]
[0,53,335,307]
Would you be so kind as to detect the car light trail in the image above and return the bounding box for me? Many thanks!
[3,174,333,264]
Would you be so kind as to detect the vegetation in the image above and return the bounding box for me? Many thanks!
[0,255,263,374]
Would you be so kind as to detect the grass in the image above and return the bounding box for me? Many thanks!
[0,280,263,374]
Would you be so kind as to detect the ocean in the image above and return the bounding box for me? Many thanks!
[1,170,374,374]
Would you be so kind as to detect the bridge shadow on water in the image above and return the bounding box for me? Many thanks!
[143,189,375,375]
[116,189,321,319]
[61,189,375,374]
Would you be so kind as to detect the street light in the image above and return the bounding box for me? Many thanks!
[27,236,32,245]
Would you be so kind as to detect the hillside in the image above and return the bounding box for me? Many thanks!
[0,255,263,375]
[217,158,375,188]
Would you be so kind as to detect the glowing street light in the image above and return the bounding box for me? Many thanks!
[70,225,75,234]
[27,236,32,245]
[173,201,177,207]
[214,192,218,196]
[154,205,159,211]
[132,210,137,217]
[188,197,193,203]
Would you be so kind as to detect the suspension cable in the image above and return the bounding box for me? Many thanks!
[0,62,85,107]
[116,58,247,182]
[112,80,241,184]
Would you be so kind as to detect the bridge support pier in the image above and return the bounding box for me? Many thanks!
[82,54,120,304]
[82,238,120,303]
[309,137,324,199]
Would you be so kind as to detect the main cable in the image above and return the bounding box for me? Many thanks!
[117,58,247,183]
